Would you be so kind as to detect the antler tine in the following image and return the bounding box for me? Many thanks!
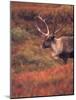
[54,27,61,34]
[35,24,46,35]
[54,24,64,34]
[35,15,50,37]
[52,16,64,35]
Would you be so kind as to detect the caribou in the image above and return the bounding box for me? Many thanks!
[35,15,74,63]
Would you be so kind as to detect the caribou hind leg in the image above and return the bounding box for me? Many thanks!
[59,52,68,64]
[59,51,74,64]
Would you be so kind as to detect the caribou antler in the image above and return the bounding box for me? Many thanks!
[54,25,64,34]
[35,15,50,37]
[51,16,64,36]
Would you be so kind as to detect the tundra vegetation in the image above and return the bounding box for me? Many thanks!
[11,2,74,98]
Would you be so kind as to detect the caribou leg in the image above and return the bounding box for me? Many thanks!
[59,52,68,64]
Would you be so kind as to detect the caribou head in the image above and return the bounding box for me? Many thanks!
[35,15,74,63]
[35,15,63,49]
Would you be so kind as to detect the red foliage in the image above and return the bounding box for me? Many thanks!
[11,63,74,98]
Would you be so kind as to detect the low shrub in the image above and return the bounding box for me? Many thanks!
[11,27,30,43]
